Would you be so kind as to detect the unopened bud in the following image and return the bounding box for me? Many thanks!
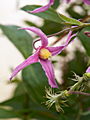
[84,73,90,78]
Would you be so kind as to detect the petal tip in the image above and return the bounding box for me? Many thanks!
[9,76,12,81]
[50,83,58,88]
[51,85,58,88]
[27,11,35,13]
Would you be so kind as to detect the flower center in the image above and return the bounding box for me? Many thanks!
[39,48,52,59]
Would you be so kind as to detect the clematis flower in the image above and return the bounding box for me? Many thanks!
[86,66,90,73]
[10,27,76,88]
[83,0,90,5]
[28,0,54,13]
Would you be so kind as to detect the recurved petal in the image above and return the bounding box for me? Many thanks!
[40,59,58,88]
[47,31,76,56]
[28,0,54,13]
[83,0,90,5]
[86,66,90,73]
[19,27,48,47]
[47,46,66,56]
[10,51,39,80]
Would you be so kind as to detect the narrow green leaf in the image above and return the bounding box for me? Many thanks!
[0,108,20,118]
[78,27,90,56]
[40,20,63,35]
[0,25,33,58]
[21,5,63,24]
[22,63,48,103]
[59,13,83,25]
[24,20,38,27]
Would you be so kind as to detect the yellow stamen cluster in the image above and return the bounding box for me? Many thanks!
[39,48,52,59]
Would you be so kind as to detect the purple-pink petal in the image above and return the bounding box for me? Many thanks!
[47,31,76,56]
[10,51,39,80]
[28,0,54,13]
[83,0,90,5]
[65,0,71,3]
[39,59,58,88]
[47,46,66,56]
[19,27,48,47]
[86,66,90,73]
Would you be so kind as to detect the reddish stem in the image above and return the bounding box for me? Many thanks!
[69,91,90,96]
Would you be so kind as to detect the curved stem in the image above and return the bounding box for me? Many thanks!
[32,39,40,50]
[69,91,90,96]
[33,23,90,49]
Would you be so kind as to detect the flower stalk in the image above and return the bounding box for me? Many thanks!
[36,23,90,42]
[46,72,90,112]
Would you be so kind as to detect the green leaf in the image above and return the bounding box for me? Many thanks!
[52,0,61,9]
[0,95,26,110]
[24,20,39,27]
[0,108,20,119]
[0,93,59,120]
[62,50,88,88]
[40,20,64,35]
[0,25,33,58]
[21,5,63,24]
[59,13,83,25]
[78,27,90,56]
[22,63,48,103]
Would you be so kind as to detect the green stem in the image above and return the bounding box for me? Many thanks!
[36,23,90,42]
[70,78,83,91]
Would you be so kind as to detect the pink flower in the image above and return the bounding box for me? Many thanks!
[28,0,54,13]
[86,66,90,73]
[83,0,90,5]
[10,27,76,88]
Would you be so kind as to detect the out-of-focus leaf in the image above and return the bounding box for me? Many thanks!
[52,0,60,9]
[24,20,38,27]
[59,13,83,25]
[0,108,20,118]
[78,27,90,56]
[41,20,63,35]
[22,63,48,103]
[62,50,88,87]
[0,25,33,58]
[21,5,63,24]
[81,115,90,120]
[24,20,63,35]
[66,3,86,19]
[0,95,26,110]
[0,94,59,120]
